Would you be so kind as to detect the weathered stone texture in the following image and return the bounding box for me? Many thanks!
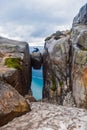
[0,102,87,130]
[43,4,87,108]
[0,81,31,126]
[31,51,43,69]
[43,31,74,105]
[71,27,87,108]
[0,37,31,126]
[0,36,31,95]
[70,4,87,108]
[73,3,87,25]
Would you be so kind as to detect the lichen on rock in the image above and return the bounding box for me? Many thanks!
[5,58,22,69]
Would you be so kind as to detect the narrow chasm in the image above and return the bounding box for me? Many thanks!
[30,46,43,100]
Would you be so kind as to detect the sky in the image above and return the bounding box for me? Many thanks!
[0,0,87,46]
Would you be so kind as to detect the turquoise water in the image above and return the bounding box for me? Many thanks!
[30,46,43,100]
[31,68,43,100]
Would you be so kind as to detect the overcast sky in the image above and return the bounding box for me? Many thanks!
[0,0,87,45]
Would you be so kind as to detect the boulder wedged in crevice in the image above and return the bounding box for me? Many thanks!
[31,51,43,70]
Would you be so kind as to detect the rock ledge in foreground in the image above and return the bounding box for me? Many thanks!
[0,102,87,130]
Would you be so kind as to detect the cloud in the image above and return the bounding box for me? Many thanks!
[0,0,86,45]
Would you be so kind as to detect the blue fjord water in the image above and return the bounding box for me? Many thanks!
[30,46,43,100]
[31,68,43,100]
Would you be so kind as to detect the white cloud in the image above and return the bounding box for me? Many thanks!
[0,23,35,40]
[0,0,86,45]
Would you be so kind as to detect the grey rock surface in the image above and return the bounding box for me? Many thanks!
[71,25,87,49]
[31,51,43,69]
[0,36,31,96]
[43,31,73,105]
[43,3,87,109]
[0,102,87,130]
[73,3,87,25]
[0,81,31,126]
[71,4,87,108]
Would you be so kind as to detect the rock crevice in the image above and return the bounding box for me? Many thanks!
[43,3,87,109]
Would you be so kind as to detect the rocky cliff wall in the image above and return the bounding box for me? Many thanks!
[43,31,74,106]
[0,37,31,126]
[71,3,87,108]
[0,36,31,95]
[43,3,87,109]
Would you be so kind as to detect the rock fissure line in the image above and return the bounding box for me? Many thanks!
[68,39,73,91]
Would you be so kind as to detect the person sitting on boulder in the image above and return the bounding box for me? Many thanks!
[32,48,39,53]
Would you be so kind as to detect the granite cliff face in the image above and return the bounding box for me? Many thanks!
[71,3,87,108]
[73,3,87,25]
[0,37,31,126]
[43,31,74,106]
[0,37,31,95]
[43,4,87,108]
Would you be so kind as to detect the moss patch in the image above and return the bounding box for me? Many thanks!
[50,75,56,91]
[59,81,63,87]
[5,58,21,69]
